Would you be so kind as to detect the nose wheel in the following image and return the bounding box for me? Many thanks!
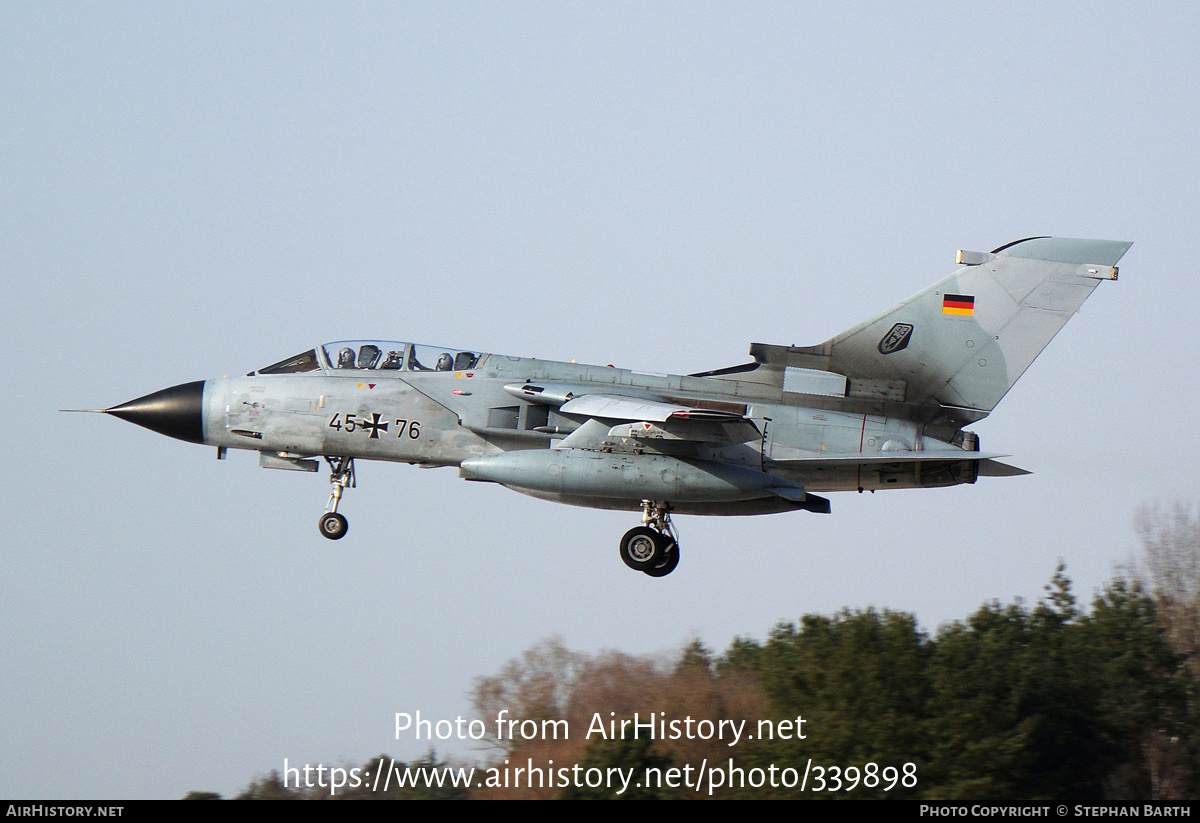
[319,512,348,540]
[318,456,355,540]
[619,501,680,576]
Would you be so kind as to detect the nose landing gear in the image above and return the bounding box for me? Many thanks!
[318,456,355,540]
[619,501,680,577]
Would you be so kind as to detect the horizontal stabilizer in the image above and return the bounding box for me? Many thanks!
[792,493,831,514]
[765,485,834,514]
[976,459,1032,477]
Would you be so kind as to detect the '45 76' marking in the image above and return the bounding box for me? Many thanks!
[328,413,421,440]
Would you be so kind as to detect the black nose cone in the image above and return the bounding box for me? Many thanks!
[107,381,206,444]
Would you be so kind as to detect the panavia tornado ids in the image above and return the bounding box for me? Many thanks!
[76,236,1130,576]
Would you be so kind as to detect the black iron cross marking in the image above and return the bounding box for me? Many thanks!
[361,412,389,439]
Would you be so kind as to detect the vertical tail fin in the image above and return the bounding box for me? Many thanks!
[753,237,1130,418]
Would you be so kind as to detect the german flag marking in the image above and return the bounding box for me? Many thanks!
[942,294,975,316]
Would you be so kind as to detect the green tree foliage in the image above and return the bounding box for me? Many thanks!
[717,635,763,675]
[925,567,1104,801]
[559,734,676,800]
[1083,580,1191,798]
[727,608,929,798]
[234,770,297,800]
[923,600,1041,799]
[675,638,714,675]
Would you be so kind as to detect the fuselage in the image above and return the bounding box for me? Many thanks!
[135,340,978,514]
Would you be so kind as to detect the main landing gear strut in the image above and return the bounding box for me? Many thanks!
[318,456,355,540]
[619,500,680,577]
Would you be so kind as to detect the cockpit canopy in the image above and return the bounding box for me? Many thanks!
[254,341,486,376]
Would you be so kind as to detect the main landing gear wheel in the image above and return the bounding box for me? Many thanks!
[619,527,666,571]
[643,543,679,577]
[621,500,682,576]
[319,512,348,540]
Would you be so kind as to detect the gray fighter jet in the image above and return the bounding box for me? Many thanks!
[80,236,1130,576]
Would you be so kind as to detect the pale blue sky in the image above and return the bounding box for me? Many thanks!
[3,2,1198,798]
